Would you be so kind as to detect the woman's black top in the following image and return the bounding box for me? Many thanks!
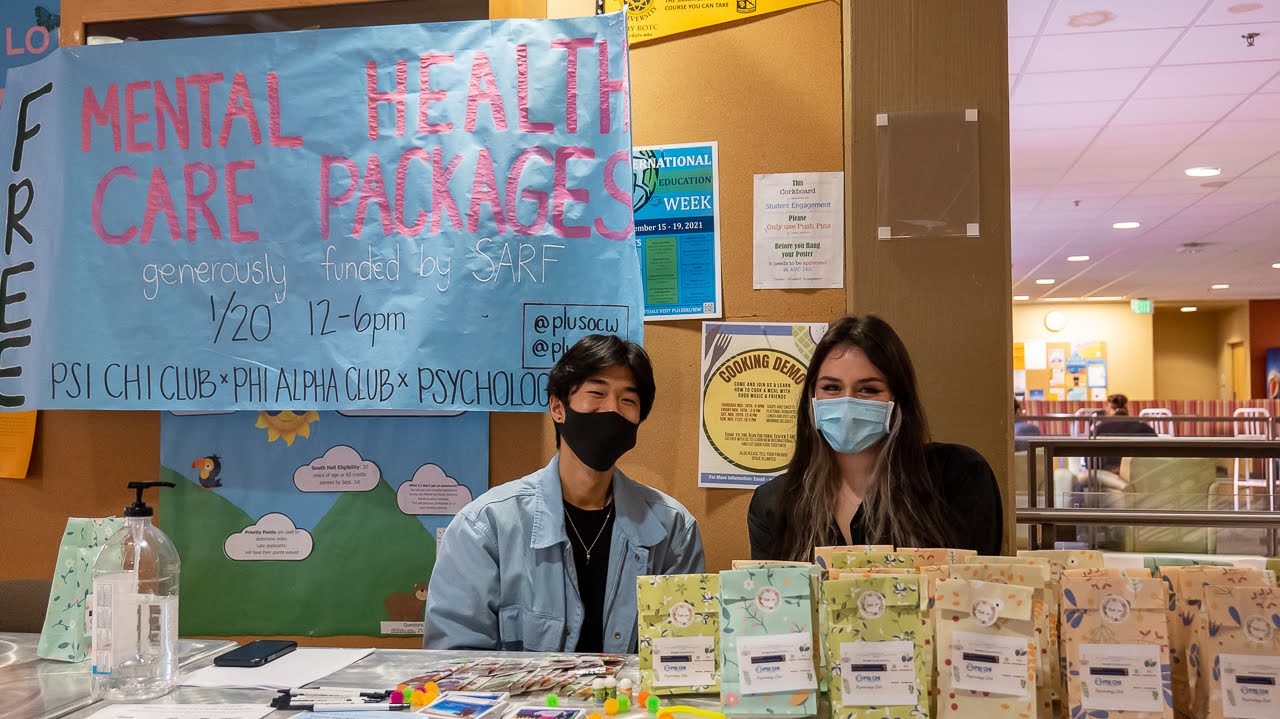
[746,442,1004,560]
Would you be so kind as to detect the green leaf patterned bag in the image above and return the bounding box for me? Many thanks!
[637,573,722,695]
[37,517,125,662]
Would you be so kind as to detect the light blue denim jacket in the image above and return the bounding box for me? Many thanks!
[424,454,705,653]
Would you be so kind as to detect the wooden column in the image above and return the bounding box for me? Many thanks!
[844,0,1014,549]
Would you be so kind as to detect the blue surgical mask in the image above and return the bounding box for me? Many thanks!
[812,397,894,454]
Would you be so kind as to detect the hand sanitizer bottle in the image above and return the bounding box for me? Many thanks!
[91,481,180,700]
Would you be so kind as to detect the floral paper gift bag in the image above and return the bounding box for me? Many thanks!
[1060,574,1173,719]
[935,578,1038,719]
[822,574,931,719]
[815,546,894,572]
[37,517,126,662]
[899,548,978,566]
[830,552,916,572]
[719,565,820,716]
[1202,585,1280,719]
[637,573,722,695]
[1177,566,1272,717]
[953,560,1056,719]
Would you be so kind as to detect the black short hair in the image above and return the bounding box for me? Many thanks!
[546,334,656,422]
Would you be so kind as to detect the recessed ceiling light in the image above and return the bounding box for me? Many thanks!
[1084,296,1124,302]
[1181,306,1198,312]
[1112,221,1141,230]
[1035,278,1055,285]
[1211,283,1230,290]
[1272,263,1280,269]
[1185,166,1222,178]
[1068,255,1090,262]
[1013,295,1030,301]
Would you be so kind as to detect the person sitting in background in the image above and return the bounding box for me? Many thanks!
[1014,399,1041,452]
[1090,393,1157,474]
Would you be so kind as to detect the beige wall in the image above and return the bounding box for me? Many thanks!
[1218,303,1251,400]
[1153,309,1220,399]
[1013,303,1154,399]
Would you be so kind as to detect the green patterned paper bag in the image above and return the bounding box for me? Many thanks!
[637,573,721,695]
[37,517,125,662]
[823,574,931,719]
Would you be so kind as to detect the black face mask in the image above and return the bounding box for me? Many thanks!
[556,406,638,472]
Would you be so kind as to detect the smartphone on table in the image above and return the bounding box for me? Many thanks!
[214,639,298,667]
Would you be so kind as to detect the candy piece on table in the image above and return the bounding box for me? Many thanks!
[410,690,427,706]
[389,690,405,704]
[604,699,620,716]
[545,693,560,707]
[617,696,630,712]
[592,677,608,703]
[588,714,603,719]
[617,678,634,700]
[646,696,661,714]
[637,691,650,706]
[604,676,618,699]
[422,682,439,704]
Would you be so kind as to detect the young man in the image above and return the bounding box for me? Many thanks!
[424,335,704,652]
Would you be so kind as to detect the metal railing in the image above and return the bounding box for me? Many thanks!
[1019,436,1280,554]
[1020,413,1280,440]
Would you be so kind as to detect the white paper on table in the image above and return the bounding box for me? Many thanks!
[180,647,373,689]
[89,704,275,719]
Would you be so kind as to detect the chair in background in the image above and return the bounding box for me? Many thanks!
[0,578,52,633]
[1138,407,1175,438]
[1070,407,1102,437]
[1232,408,1272,511]
[1125,456,1219,554]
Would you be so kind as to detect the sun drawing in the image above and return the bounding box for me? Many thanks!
[255,410,320,445]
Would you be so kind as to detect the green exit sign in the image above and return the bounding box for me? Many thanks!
[1131,299,1153,314]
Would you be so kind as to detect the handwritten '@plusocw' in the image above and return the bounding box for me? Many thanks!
[0,13,643,411]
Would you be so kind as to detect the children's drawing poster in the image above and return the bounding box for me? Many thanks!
[159,410,487,636]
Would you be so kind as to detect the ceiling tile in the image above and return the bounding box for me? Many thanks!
[1111,94,1246,124]
[1062,163,1159,184]
[1013,68,1149,104]
[1129,178,1215,197]
[1135,60,1280,97]
[1012,148,1090,170]
[1009,36,1034,72]
[1164,21,1280,64]
[1157,141,1277,179]
[1044,181,1140,198]
[1009,1,1052,37]
[1093,121,1212,148]
[1025,29,1183,72]
[1197,119,1280,147]
[1011,127,1100,153]
[1199,0,1280,26]
[1011,100,1121,129]
[1265,70,1280,91]
[1229,91,1280,119]
[1045,0,1207,34]
[1243,154,1280,177]
[1012,167,1070,186]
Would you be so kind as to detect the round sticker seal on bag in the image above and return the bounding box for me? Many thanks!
[669,601,695,627]
[971,598,1002,626]
[756,587,782,612]
[857,590,886,619]
[1101,594,1131,624]
[1244,615,1273,643]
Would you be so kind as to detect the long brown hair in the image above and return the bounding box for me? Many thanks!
[775,315,959,560]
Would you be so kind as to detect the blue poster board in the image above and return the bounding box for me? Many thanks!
[0,13,642,411]
[0,0,58,104]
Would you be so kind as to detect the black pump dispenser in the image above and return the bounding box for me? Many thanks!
[124,481,175,517]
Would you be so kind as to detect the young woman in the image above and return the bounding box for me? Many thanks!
[748,315,1003,560]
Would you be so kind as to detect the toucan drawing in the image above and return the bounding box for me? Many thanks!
[191,455,223,489]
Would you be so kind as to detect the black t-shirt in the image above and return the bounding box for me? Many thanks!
[1088,419,1158,472]
[746,442,1004,559]
[563,501,614,653]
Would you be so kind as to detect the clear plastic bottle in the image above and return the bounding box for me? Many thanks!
[91,481,180,701]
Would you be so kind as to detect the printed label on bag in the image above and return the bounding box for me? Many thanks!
[1078,643,1163,712]
[951,631,1031,697]
[1221,654,1280,719]
[668,601,696,627]
[652,636,717,687]
[839,640,916,707]
[736,633,817,695]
